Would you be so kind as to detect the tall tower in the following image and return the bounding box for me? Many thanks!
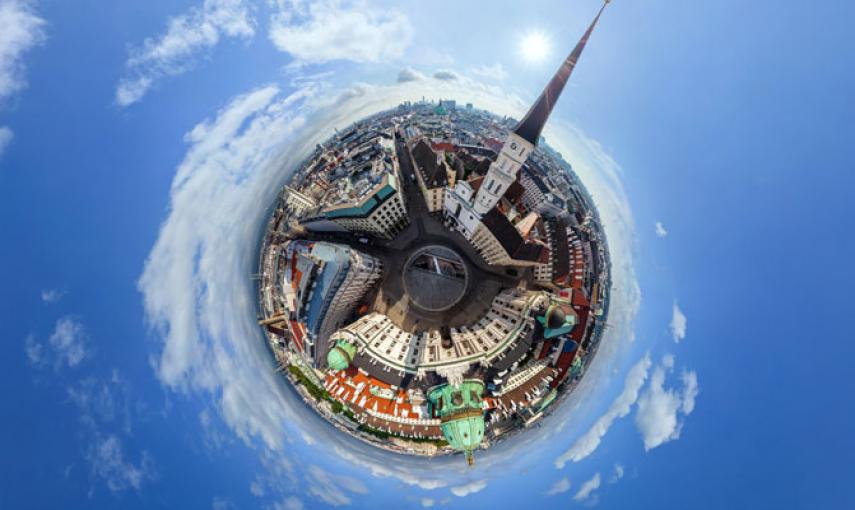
[472,1,609,216]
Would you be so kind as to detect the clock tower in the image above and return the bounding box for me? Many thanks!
[472,1,609,217]
[473,133,533,215]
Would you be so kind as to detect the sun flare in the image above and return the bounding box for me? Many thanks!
[520,31,551,62]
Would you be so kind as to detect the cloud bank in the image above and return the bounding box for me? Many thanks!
[450,479,487,497]
[0,0,44,101]
[269,0,412,64]
[555,354,651,468]
[116,0,255,106]
[0,0,45,156]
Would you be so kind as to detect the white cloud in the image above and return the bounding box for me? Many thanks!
[574,473,601,502]
[397,66,425,83]
[25,317,90,370]
[0,0,45,101]
[681,370,699,414]
[41,288,66,303]
[635,361,699,451]
[471,63,507,82]
[420,498,435,508]
[139,84,315,448]
[249,450,298,504]
[329,444,448,491]
[0,125,12,157]
[300,430,315,445]
[49,316,88,368]
[199,408,230,450]
[670,301,687,342]
[654,221,668,237]
[115,0,255,106]
[555,354,652,468]
[546,476,571,496]
[274,496,304,510]
[87,435,155,493]
[212,497,234,510]
[68,375,154,495]
[305,465,367,507]
[450,479,487,497]
[269,0,412,64]
[433,69,460,81]
[24,333,44,366]
[0,0,44,158]
[25,316,152,496]
[609,463,624,483]
[67,376,133,434]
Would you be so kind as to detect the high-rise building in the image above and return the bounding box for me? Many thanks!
[281,240,382,366]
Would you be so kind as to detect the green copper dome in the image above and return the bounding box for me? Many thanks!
[537,302,576,339]
[326,340,356,371]
[427,380,486,464]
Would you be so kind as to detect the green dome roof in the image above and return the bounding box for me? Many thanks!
[537,302,576,339]
[427,380,486,464]
[441,412,485,454]
[326,340,356,371]
[545,304,566,329]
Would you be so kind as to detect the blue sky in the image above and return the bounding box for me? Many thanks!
[1,0,854,508]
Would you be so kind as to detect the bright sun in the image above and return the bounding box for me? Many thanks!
[520,31,551,62]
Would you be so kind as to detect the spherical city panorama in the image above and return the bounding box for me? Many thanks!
[257,6,611,465]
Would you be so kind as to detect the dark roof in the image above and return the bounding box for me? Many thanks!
[504,180,525,204]
[412,139,448,188]
[547,218,570,283]
[524,167,551,194]
[481,208,549,264]
[468,175,485,193]
[513,3,607,145]
[352,352,411,387]
[473,158,492,176]
[486,328,534,376]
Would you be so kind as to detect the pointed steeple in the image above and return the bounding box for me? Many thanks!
[513,1,609,146]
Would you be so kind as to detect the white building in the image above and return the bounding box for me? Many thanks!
[330,288,547,377]
[322,172,409,239]
[282,186,317,219]
[411,139,454,213]
[472,133,534,216]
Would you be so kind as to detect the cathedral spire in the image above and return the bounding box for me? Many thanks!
[513,1,609,146]
[467,1,609,220]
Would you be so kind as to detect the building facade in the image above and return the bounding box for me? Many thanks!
[282,186,317,219]
[281,240,382,366]
[412,139,453,213]
[322,173,409,239]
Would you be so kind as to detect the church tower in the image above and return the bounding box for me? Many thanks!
[472,1,609,216]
